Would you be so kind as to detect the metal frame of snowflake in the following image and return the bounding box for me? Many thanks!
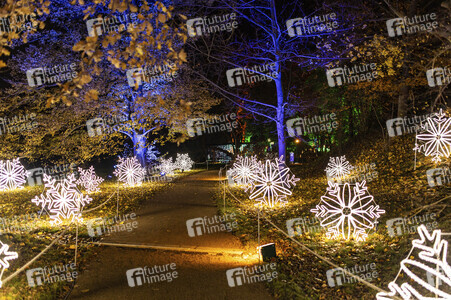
[230,155,263,187]
[0,158,28,191]
[157,158,176,175]
[248,156,299,208]
[76,166,104,193]
[32,174,92,225]
[414,109,451,163]
[376,225,451,300]
[0,241,18,288]
[325,155,354,180]
[310,181,385,242]
[175,154,194,172]
[114,156,146,187]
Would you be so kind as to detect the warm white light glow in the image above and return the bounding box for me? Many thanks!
[114,156,146,187]
[414,109,451,163]
[310,181,385,242]
[230,155,262,187]
[248,156,299,208]
[0,241,18,288]
[157,158,176,175]
[76,166,104,193]
[0,158,28,191]
[32,174,92,225]
[175,153,194,172]
[325,155,354,179]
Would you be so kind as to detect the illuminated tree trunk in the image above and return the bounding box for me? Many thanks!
[132,132,147,166]
[275,70,286,160]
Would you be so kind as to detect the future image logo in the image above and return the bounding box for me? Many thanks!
[386,14,438,37]
[26,262,77,287]
[186,113,238,137]
[226,263,278,287]
[286,113,338,137]
[126,63,178,88]
[186,213,237,237]
[226,63,278,87]
[385,113,433,137]
[26,63,78,87]
[186,13,238,37]
[326,63,377,87]
[326,263,378,287]
[286,13,338,37]
[426,167,450,187]
[86,213,138,237]
[386,214,438,237]
[426,67,450,87]
[86,115,127,137]
[286,216,321,237]
[126,264,178,287]
[86,13,138,37]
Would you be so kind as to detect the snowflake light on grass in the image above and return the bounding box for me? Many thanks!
[175,154,194,172]
[248,156,299,208]
[0,241,18,288]
[157,158,176,176]
[0,158,28,191]
[230,155,263,188]
[114,157,146,187]
[76,166,104,193]
[414,109,451,163]
[325,155,354,180]
[32,174,92,225]
[310,181,385,242]
[376,225,451,300]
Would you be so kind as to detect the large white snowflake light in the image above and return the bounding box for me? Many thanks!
[175,154,194,172]
[414,109,451,163]
[310,181,385,242]
[32,174,93,225]
[248,156,299,208]
[376,225,450,300]
[157,158,177,176]
[113,156,146,187]
[230,155,263,187]
[76,166,104,193]
[0,241,18,288]
[0,158,28,191]
[325,155,354,180]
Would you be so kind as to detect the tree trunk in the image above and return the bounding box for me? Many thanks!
[275,74,286,161]
[132,132,147,166]
[397,0,417,118]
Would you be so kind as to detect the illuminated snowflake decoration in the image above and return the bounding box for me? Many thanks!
[310,181,385,242]
[0,158,28,191]
[32,174,93,225]
[146,145,160,163]
[157,158,176,176]
[376,225,451,300]
[248,156,299,208]
[414,109,451,163]
[175,154,194,172]
[325,156,354,180]
[0,241,18,288]
[76,166,104,193]
[113,156,146,187]
[230,155,263,187]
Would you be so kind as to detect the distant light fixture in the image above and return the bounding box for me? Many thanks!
[295,139,300,143]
